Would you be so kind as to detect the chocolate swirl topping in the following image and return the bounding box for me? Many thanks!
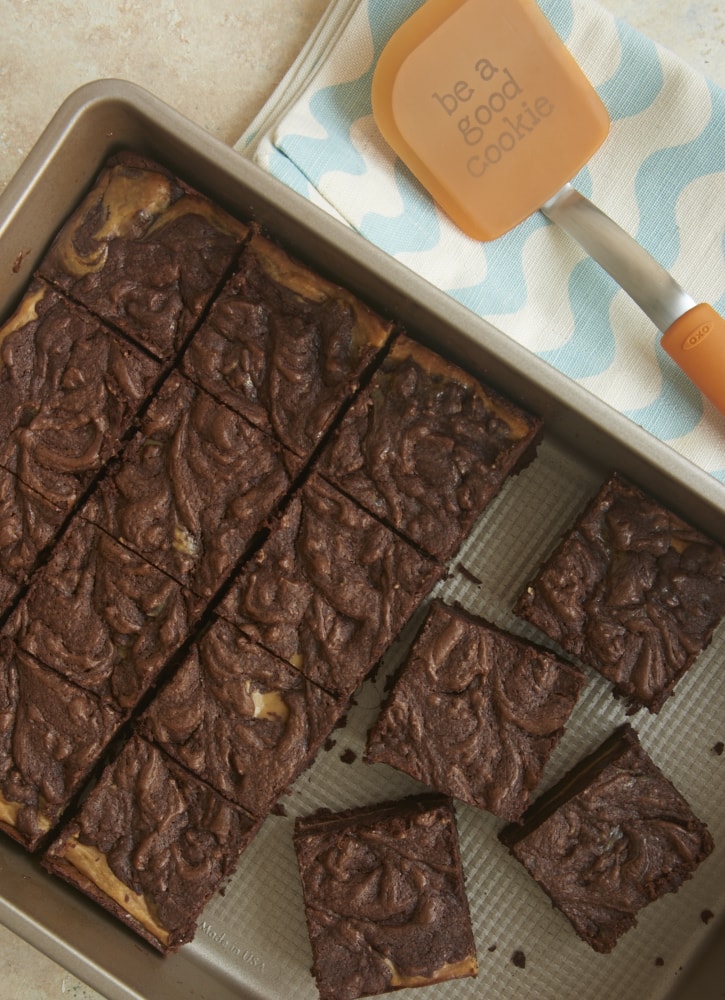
[515,473,725,712]
[7,518,198,711]
[219,473,443,700]
[0,280,160,509]
[317,334,542,561]
[88,371,292,599]
[141,616,342,816]
[0,467,65,610]
[182,231,392,459]
[294,795,478,1000]
[0,637,119,850]
[500,724,715,953]
[365,600,585,821]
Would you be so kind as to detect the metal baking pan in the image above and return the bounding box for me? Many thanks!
[0,79,723,1000]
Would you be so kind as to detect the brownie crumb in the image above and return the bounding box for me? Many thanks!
[457,562,482,585]
[655,957,665,967]
[487,944,497,953]
[271,802,288,817]
[701,909,715,924]
[712,742,724,756]
[340,748,357,765]
[511,950,526,969]
[323,737,337,752]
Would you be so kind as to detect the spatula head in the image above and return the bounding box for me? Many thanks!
[372,0,610,241]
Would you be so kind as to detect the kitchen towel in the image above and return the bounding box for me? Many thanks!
[237,0,725,480]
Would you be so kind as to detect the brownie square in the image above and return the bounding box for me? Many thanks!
[85,371,293,599]
[0,466,66,615]
[0,636,120,851]
[316,334,542,562]
[514,472,725,713]
[43,735,260,953]
[499,724,714,953]
[0,279,161,510]
[294,794,478,1000]
[182,230,393,461]
[38,152,248,361]
[365,600,586,821]
[141,616,343,817]
[5,517,201,713]
[219,474,443,700]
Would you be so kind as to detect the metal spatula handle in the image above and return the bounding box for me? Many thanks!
[541,184,725,415]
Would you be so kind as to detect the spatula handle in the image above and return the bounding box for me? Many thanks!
[661,304,725,414]
[541,184,725,415]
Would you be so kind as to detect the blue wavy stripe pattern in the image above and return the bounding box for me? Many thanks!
[267,0,725,465]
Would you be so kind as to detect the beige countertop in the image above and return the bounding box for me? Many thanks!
[0,1,723,998]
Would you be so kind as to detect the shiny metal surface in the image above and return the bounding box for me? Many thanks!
[541,183,697,332]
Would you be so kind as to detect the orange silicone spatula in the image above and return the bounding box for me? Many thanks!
[372,0,725,415]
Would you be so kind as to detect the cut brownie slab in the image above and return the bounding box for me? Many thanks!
[43,735,260,953]
[38,152,248,360]
[6,517,201,713]
[0,466,66,616]
[365,600,586,821]
[182,229,393,461]
[141,616,343,817]
[0,279,160,510]
[316,334,542,562]
[499,724,714,953]
[294,794,478,1000]
[218,473,443,701]
[0,636,120,851]
[85,371,293,600]
[514,472,725,713]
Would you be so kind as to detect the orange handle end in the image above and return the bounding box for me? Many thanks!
[661,303,725,416]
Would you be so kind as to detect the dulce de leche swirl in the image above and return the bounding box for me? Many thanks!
[38,152,249,361]
[43,735,259,953]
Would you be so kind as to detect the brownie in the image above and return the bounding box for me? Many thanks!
[499,724,714,953]
[514,472,725,713]
[5,517,201,713]
[43,735,260,953]
[0,636,120,851]
[38,152,248,360]
[218,473,443,700]
[0,278,160,509]
[141,616,343,817]
[182,230,393,460]
[85,371,293,599]
[0,466,66,616]
[316,334,542,562]
[365,600,586,821]
[294,794,478,1000]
